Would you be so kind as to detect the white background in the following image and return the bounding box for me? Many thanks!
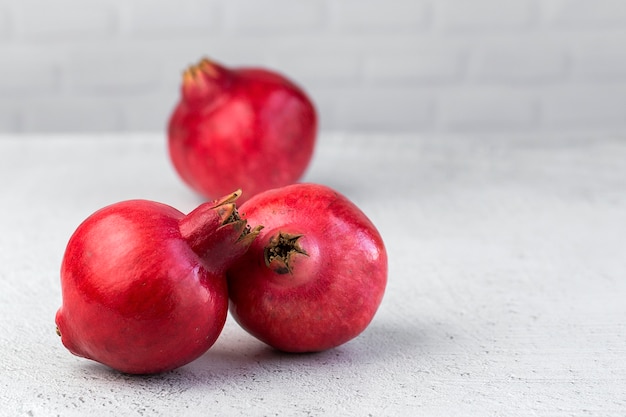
[1,0,626,134]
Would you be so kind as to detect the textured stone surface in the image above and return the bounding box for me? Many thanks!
[1,133,625,416]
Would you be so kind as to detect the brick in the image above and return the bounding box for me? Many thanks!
[0,103,18,132]
[223,0,324,34]
[330,0,430,32]
[20,99,121,133]
[542,86,626,128]
[304,89,337,132]
[332,87,434,131]
[127,0,220,37]
[364,49,465,84]
[0,7,10,39]
[572,42,626,81]
[15,2,117,40]
[543,0,626,27]
[120,92,179,131]
[266,52,360,86]
[439,88,537,130]
[471,44,567,82]
[0,48,60,95]
[441,0,535,31]
[67,47,162,93]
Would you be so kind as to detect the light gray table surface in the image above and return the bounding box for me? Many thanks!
[1,133,625,416]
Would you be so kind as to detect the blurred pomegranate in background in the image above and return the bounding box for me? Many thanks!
[168,57,317,203]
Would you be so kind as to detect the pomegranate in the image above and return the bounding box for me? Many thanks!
[227,183,388,352]
[55,191,260,374]
[167,57,317,203]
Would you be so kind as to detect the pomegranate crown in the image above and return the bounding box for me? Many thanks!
[179,190,262,272]
[181,57,230,102]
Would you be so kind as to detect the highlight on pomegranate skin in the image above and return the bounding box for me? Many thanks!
[168,57,318,203]
[226,183,388,353]
[55,190,261,375]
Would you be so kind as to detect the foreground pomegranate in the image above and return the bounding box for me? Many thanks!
[168,57,317,203]
[55,191,260,374]
[227,183,387,352]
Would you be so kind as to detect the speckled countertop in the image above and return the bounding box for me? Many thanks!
[1,133,625,416]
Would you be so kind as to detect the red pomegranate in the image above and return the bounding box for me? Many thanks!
[227,183,388,352]
[168,57,318,203]
[55,191,260,374]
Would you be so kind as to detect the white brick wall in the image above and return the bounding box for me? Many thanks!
[330,0,430,31]
[1,0,626,134]
[13,1,118,40]
[439,0,536,31]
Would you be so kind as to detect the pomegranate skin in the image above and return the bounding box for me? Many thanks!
[227,183,388,353]
[55,193,258,374]
[168,58,317,203]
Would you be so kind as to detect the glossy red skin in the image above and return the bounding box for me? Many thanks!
[168,61,317,203]
[55,200,230,374]
[227,183,388,353]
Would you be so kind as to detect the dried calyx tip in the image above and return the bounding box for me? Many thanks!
[183,66,199,83]
[213,190,243,226]
[212,189,242,208]
[183,57,219,81]
[198,58,219,77]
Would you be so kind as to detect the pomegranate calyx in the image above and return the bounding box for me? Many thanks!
[215,201,241,229]
[181,57,230,103]
[198,58,220,78]
[179,190,241,243]
[210,190,262,243]
[183,58,225,83]
[178,190,262,272]
[264,232,308,275]
[212,189,264,242]
[209,189,255,235]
